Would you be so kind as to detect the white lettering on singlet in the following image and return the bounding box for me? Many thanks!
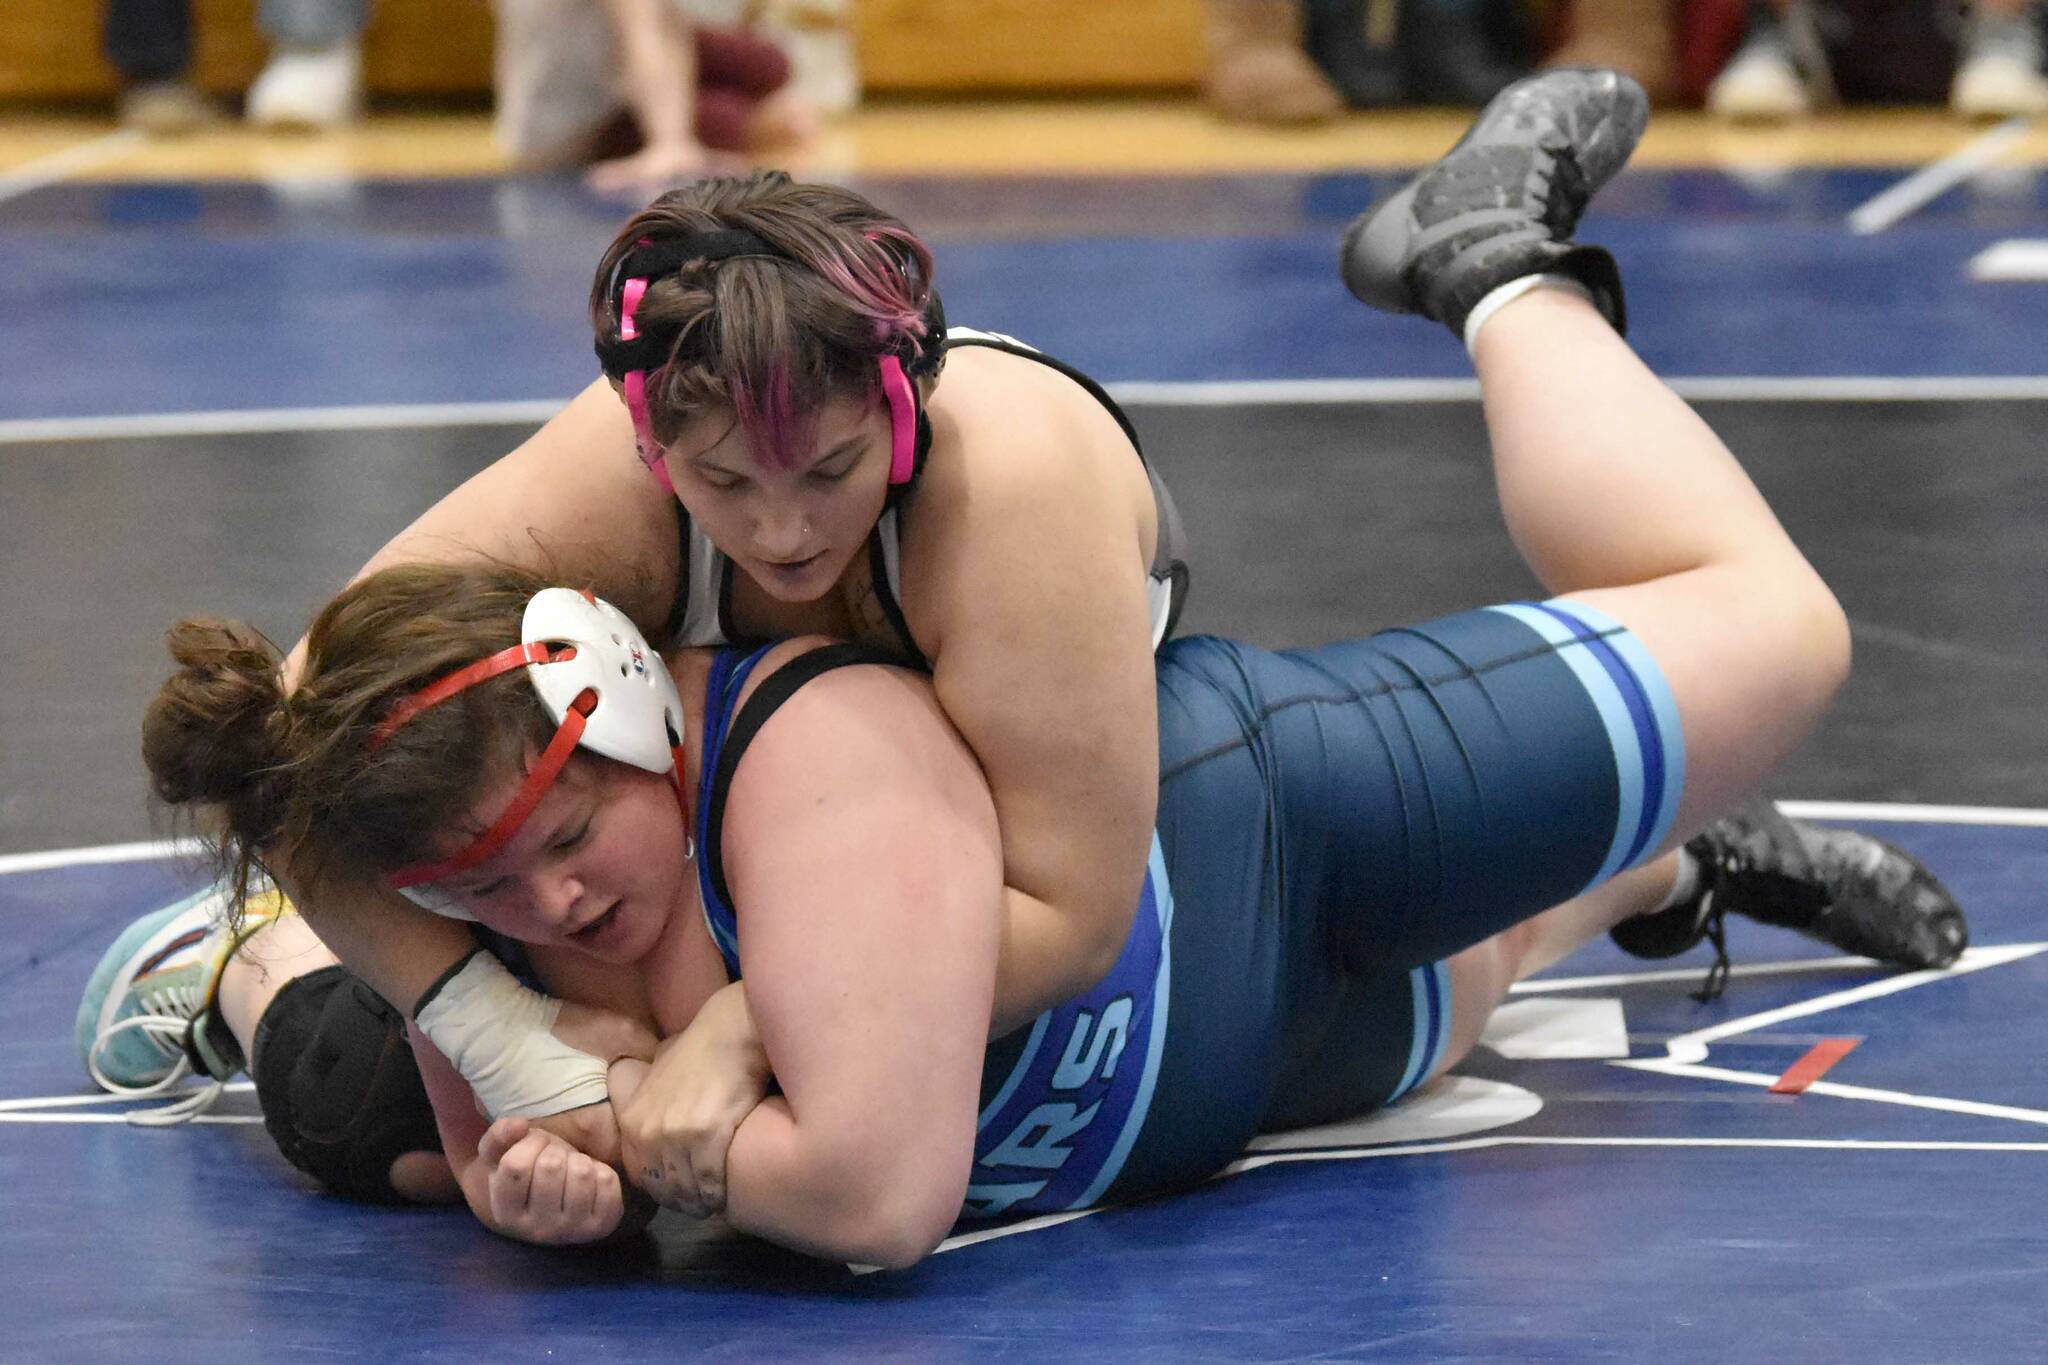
[974,993,1139,1212]
[962,1181,1048,1219]
[1051,999,1133,1090]
[984,1101,1103,1170]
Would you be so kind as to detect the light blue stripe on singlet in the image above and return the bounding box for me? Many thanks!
[1389,961,1451,1102]
[1486,602,1682,890]
[1072,835,1176,1209]
[1559,601,1687,868]
[1531,601,1678,871]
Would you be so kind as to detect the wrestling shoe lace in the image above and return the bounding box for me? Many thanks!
[1612,800,1969,1003]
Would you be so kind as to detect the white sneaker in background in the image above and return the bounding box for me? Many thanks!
[1951,15,2048,119]
[119,81,222,136]
[751,0,861,116]
[1707,26,1813,121]
[246,41,364,130]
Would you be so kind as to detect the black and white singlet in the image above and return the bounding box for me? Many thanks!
[660,327,1191,660]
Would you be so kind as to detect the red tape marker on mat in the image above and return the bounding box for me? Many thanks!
[1770,1037,1861,1095]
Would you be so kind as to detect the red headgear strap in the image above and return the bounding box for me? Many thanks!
[364,589,692,906]
[387,691,597,889]
[369,642,566,750]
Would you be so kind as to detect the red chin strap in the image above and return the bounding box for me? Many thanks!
[372,639,690,893]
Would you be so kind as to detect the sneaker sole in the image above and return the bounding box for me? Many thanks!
[73,883,227,1084]
[1340,68,1648,313]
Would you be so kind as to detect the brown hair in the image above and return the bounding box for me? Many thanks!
[590,170,942,468]
[142,563,565,917]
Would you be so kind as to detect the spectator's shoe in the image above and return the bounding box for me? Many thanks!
[1339,67,1645,338]
[246,42,363,130]
[1707,15,1813,121]
[1612,799,1969,1001]
[118,81,221,136]
[76,881,286,1120]
[1951,15,2048,119]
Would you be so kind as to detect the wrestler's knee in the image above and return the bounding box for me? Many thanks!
[249,965,449,1205]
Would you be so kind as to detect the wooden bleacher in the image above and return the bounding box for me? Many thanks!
[0,0,1209,104]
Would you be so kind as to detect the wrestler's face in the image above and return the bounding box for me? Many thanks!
[661,391,893,604]
[429,755,689,965]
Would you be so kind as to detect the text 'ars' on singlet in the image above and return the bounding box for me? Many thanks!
[691,641,1177,1223]
[663,327,1192,661]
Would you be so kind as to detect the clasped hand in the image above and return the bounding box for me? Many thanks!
[610,980,773,1218]
[471,998,660,1245]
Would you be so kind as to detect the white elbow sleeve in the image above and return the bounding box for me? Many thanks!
[412,951,610,1120]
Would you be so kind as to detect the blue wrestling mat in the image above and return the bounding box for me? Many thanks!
[6,812,2043,1360]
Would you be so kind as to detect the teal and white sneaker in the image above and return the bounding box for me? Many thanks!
[76,879,287,1120]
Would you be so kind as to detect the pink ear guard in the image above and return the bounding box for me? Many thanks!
[616,275,671,494]
[875,353,917,485]
[596,228,942,495]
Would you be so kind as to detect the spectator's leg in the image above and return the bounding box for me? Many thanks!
[696,25,792,98]
[694,89,754,151]
[1545,0,1678,105]
[697,25,818,149]
[1398,0,1527,106]
[104,0,220,133]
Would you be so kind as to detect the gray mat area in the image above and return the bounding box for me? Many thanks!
[4,398,2042,855]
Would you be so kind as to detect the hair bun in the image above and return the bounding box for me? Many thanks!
[142,618,289,822]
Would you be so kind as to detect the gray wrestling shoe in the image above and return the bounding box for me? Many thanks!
[1612,799,1969,1002]
[1339,67,1649,337]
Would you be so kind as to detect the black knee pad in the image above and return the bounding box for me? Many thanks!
[250,965,444,1205]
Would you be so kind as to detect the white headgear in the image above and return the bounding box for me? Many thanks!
[380,589,688,918]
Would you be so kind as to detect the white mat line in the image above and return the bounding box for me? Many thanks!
[1847,116,2037,235]
[1970,238,2048,281]
[0,1112,263,1125]
[1777,800,2048,827]
[0,1081,254,1114]
[1655,943,2043,1060]
[1115,376,2048,405]
[1612,1056,2048,1126]
[1510,951,1930,994]
[852,1208,1103,1273]
[1232,1133,2048,1173]
[883,1130,2048,1270]
[0,130,145,207]
[0,838,205,877]
[0,399,568,446]
[11,376,2048,447]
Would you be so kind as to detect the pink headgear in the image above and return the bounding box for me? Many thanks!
[596,228,940,497]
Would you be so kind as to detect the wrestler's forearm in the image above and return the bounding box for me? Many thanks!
[281,874,474,1015]
[990,884,1124,1036]
[723,1098,960,1269]
[602,0,698,151]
